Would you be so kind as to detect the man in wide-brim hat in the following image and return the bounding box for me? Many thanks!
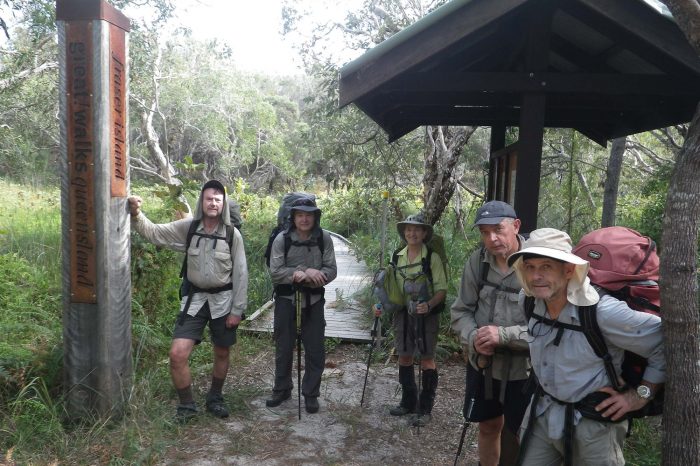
[508,228,665,466]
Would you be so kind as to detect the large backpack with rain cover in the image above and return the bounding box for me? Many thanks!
[526,226,662,418]
[263,192,325,268]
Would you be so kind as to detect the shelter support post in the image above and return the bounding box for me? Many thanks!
[488,125,506,201]
[514,93,545,233]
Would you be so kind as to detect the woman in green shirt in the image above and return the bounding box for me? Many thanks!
[377,212,447,427]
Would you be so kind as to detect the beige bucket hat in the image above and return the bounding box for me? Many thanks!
[507,228,599,306]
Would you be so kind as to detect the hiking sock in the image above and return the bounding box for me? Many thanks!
[176,385,194,405]
[209,376,225,397]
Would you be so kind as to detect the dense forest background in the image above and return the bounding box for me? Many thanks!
[0,0,696,464]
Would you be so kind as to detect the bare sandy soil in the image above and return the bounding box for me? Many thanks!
[159,343,479,465]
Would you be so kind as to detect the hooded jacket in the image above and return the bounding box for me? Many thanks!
[131,186,248,319]
[268,206,337,305]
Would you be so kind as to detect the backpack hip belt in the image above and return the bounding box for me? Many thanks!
[274,283,324,298]
[178,282,234,325]
[517,373,625,466]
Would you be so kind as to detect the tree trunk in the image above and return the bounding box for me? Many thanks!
[660,102,700,466]
[422,125,477,225]
[601,137,626,227]
[656,2,700,463]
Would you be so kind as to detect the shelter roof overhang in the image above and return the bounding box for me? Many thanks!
[339,0,700,145]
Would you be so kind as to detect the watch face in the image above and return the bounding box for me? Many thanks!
[637,385,652,399]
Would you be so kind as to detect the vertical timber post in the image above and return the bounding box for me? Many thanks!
[513,4,554,234]
[57,0,131,420]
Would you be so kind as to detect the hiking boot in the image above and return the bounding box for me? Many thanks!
[175,402,198,423]
[411,412,432,427]
[266,390,292,408]
[206,394,229,418]
[305,396,319,414]
[389,404,415,416]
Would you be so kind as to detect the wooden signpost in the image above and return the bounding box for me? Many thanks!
[57,0,131,419]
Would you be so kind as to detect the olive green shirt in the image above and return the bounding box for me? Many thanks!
[394,244,447,306]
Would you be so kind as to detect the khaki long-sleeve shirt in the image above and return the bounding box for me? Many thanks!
[450,239,530,381]
[132,213,248,318]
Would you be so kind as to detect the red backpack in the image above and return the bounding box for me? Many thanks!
[573,226,660,315]
[572,226,662,416]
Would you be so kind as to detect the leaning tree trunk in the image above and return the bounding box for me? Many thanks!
[601,137,626,227]
[422,125,477,225]
[660,102,700,466]
[133,44,191,218]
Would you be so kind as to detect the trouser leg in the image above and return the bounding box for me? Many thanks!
[272,298,295,393]
[301,299,326,398]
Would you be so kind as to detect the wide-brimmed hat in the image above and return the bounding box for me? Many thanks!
[397,212,433,243]
[290,196,321,213]
[473,200,517,227]
[507,228,599,306]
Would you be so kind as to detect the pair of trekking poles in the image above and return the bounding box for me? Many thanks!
[360,303,427,434]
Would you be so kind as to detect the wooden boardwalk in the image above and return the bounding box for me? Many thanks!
[242,233,374,342]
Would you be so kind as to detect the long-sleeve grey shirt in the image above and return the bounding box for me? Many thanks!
[525,293,665,440]
[132,213,248,318]
[269,228,337,305]
[450,241,530,381]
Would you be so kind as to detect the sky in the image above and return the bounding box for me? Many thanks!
[166,0,363,75]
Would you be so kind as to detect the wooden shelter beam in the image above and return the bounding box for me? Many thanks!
[567,0,700,76]
[338,0,530,107]
[386,72,700,97]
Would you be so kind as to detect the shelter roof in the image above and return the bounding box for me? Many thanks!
[339,0,700,145]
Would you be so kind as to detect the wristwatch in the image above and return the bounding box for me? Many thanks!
[636,384,653,400]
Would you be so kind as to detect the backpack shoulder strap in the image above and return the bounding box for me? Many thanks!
[578,304,623,391]
[283,232,292,265]
[318,228,326,257]
[524,295,535,320]
[180,219,201,279]
[423,246,434,281]
[225,225,235,249]
[478,246,519,294]
[477,247,489,292]
[391,247,401,266]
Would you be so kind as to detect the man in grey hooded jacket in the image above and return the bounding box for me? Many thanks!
[265,197,337,414]
[128,180,248,422]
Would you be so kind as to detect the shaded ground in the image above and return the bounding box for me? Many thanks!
[159,343,479,465]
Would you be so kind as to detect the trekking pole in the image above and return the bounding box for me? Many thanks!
[414,307,424,435]
[296,288,302,420]
[360,307,380,407]
[453,364,480,465]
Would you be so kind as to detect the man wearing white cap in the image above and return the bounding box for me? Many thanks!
[507,228,665,466]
